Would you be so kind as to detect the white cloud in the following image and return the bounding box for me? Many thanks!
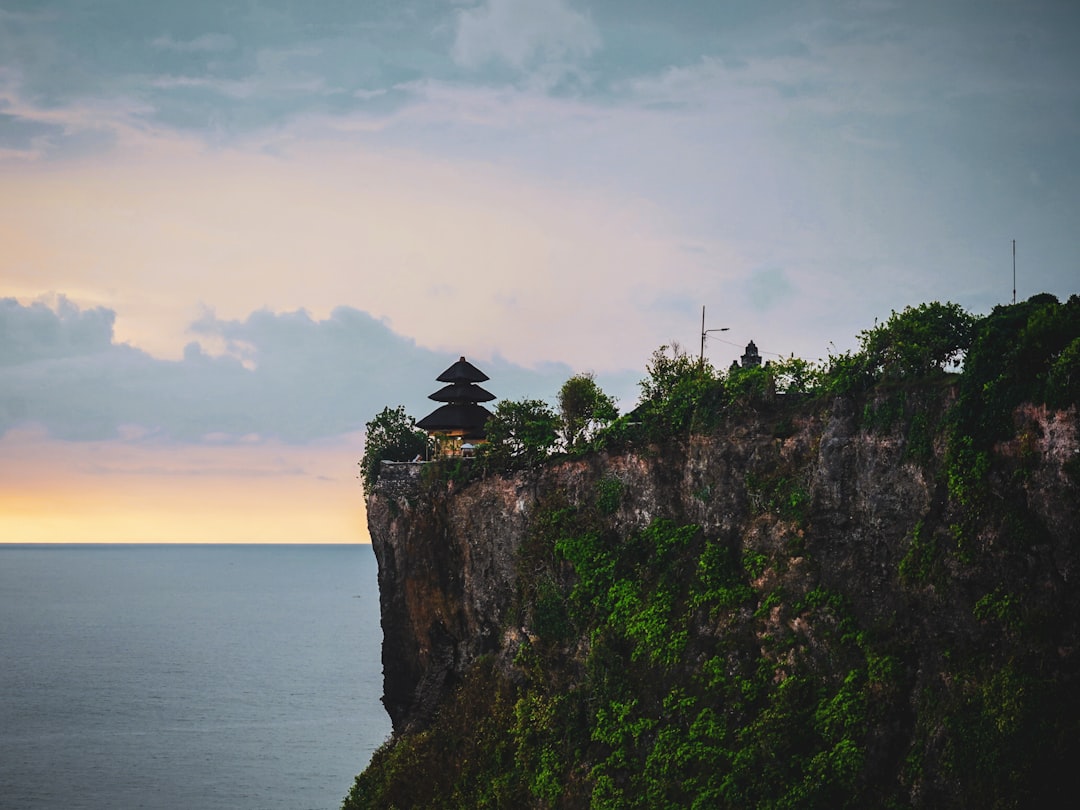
[452,0,600,76]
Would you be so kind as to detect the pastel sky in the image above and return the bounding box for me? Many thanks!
[2,0,1078,542]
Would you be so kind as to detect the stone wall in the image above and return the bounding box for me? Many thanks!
[373,461,424,500]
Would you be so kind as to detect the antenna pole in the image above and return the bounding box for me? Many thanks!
[1012,239,1016,304]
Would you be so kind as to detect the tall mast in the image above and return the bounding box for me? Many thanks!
[1012,239,1016,305]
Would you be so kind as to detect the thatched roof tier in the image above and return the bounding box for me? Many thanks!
[416,403,493,438]
[436,356,490,383]
[429,382,496,403]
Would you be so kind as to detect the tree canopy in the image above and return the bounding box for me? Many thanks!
[359,405,429,491]
[558,373,618,451]
[858,301,976,380]
[636,343,723,435]
[479,398,560,470]
[954,293,1080,446]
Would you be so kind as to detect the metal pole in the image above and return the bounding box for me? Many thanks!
[1012,239,1016,304]
[700,306,730,369]
[700,306,706,367]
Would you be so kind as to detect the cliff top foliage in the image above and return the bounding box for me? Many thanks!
[361,294,1079,491]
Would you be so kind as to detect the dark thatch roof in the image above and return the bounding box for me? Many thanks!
[429,382,496,403]
[436,356,490,383]
[415,402,493,438]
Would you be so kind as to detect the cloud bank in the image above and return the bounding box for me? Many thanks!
[0,297,635,444]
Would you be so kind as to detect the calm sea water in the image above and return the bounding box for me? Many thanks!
[0,544,391,810]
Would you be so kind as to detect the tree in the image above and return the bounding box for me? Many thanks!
[479,398,560,470]
[639,342,706,403]
[359,406,429,491]
[1048,336,1080,410]
[770,354,821,396]
[859,301,976,380]
[637,343,722,435]
[558,373,618,451]
[818,349,873,397]
[724,362,772,407]
[957,293,1080,444]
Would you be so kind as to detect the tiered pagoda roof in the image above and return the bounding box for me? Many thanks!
[429,382,495,403]
[416,357,494,439]
[436,357,489,384]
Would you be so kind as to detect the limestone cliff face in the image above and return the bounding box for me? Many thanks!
[368,397,1079,742]
[358,401,1079,809]
[369,462,536,730]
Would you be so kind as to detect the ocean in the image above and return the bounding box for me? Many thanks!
[0,544,392,810]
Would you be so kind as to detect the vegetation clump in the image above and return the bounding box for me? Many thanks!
[477,398,562,472]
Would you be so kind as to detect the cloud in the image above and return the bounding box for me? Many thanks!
[0,295,115,365]
[452,0,600,81]
[2,2,1076,392]
[147,74,257,99]
[0,66,156,160]
[0,298,634,444]
[150,33,237,53]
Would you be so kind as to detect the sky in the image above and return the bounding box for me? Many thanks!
[2,0,1078,543]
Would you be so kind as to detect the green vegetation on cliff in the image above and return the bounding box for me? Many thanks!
[348,294,1080,809]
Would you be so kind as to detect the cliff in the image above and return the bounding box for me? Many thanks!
[351,387,1080,808]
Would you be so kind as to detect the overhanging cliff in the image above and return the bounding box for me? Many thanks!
[355,388,1080,808]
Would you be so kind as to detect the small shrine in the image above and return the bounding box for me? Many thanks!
[740,341,762,368]
[416,357,495,457]
[729,341,763,373]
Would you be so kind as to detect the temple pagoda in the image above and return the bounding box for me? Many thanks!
[416,357,495,457]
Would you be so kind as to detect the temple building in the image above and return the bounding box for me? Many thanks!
[416,357,495,457]
[730,341,764,373]
[741,340,762,368]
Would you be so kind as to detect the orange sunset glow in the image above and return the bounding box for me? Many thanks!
[0,429,368,543]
